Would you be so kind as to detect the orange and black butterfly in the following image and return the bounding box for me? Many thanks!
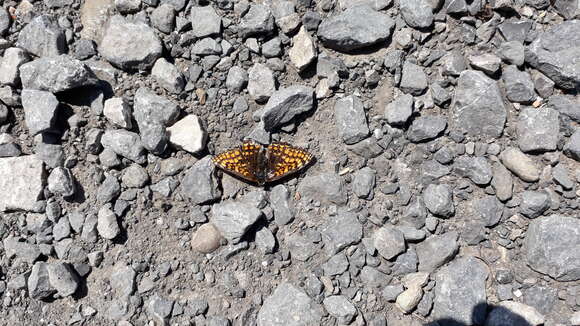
[212,141,314,186]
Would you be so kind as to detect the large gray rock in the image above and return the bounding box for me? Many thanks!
[453,156,493,185]
[385,94,414,126]
[259,86,315,131]
[517,107,559,153]
[548,95,580,122]
[298,172,347,205]
[520,190,550,218]
[46,263,79,297]
[319,211,363,255]
[99,15,163,71]
[423,184,455,218]
[28,262,56,300]
[453,70,507,139]
[400,62,428,95]
[190,6,221,38]
[407,116,447,142]
[0,48,30,86]
[318,5,395,52]
[334,95,370,145]
[474,195,503,227]
[323,295,357,324]
[21,90,59,136]
[525,215,580,281]
[502,65,536,104]
[17,15,67,57]
[526,20,580,91]
[257,282,322,326]
[0,155,44,212]
[100,129,146,164]
[210,201,262,244]
[416,232,459,272]
[432,256,489,324]
[564,129,580,161]
[19,55,98,93]
[400,0,433,29]
[238,4,275,38]
[373,225,406,260]
[181,156,221,205]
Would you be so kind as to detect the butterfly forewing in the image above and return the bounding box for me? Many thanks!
[212,142,263,183]
[266,142,314,182]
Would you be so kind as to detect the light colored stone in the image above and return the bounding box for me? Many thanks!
[289,27,316,72]
[0,155,44,212]
[396,286,423,314]
[104,97,132,129]
[190,223,222,253]
[167,115,207,154]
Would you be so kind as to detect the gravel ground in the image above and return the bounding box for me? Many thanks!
[1,0,580,325]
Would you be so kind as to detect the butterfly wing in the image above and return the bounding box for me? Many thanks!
[212,142,263,183]
[266,142,314,183]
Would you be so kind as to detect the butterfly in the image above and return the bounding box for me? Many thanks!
[212,141,314,186]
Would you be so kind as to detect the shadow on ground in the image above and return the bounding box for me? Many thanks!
[425,302,533,326]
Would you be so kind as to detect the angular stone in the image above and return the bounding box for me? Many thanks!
[417,232,459,272]
[270,185,294,226]
[271,1,300,34]
[260,85,315,131]
[19,55,98,93]
[453,156,493,185]
[210,201,262,244]
[152,58,185,94]
[400,0,433,29]
[318,5,394,52]
[453,70,507,139]
[498,41,525,67]
[396,286,423,314]
[499,147,540,182]
[423,184,455,218]
[474,196,503,227]
[323,295,357,324]
[100,129,146,164]
[320,211,363,255]
[167,115,207,154]
[400,62,428,95]
[407,116,447,143]
[564,129,580,161]
[298,172,347,205]
[48,167,75,197]
[520,190,550,218]
[352,167,376,199]
[3,236,41,264]
[190,6,221,38]
[28,262,56,300]
[373,225,406,260]
[248,63,276,103]
[255,226,276,254]
[180,156,221,205]
[385,94,413,126]
[517,107,559,153]
[110,264,136,297]
[47,263,79,297]
[289,27,317,72]
[21,89,59,136]
[17,15,66,57]
[503,65,536,104]
[151,4,176,34]
[104,97,132,129]
[0,48,30,86]
[468,53,501,76]
[548,95,580,123]
[334,95,370,145]
[257,282,322,326]
[0,155,44,212]
[225,66,248,92]
[97,205,120,239]
[238,4,275,38]
[99,15,162,71]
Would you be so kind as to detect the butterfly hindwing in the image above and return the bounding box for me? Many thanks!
[212,142,263,183]
[266,142,314,182]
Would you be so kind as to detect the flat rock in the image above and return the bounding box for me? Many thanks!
[21,89,59,136]
[180,156,221,205]
[190,5,221,38]
[238,4,275,38]
[334,95,370,145]
[525,215,580,281]
[260,85,315,131]
[323,295,357,324]
[517,107,559,153]
[46,263,79,297]
[319,211,363,255]
[0,155,44,212]
[385,94,413,126]
[16,15,66,57]
[19,55,98,93]
[3,236,42,264]
[298,172,347,205]
[407,116,447,142]
[373,225,406,260]
[400,62,428,95]
[248,63,276,103]
[100,129,146,164]
[417,232,459,272]
[318,5,395,52]
[564,129,580,161]
[270,184,294,226]
[289,27,317,72]
[210,201,262,244]
[502,65,536,104]
[257,282,322,326]
[0,47,30,85]
[453,156,493,185]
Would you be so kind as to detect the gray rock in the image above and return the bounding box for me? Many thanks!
[239,4,275,38]
[441,51,467,77]
[150,4,176,34]
[287,233,318,262]
[260,86,315,131]
[486,301,545,326]
[520,191,550,218]
[47,263,79,297]
[289,27,317,72]
[432,257,489,324]
[474,196,503,227]
[255,226,276,254]
[360,266,388,288]
[468,53,502,76]
[191,38,222,56]
[121,164,149,188]
[3,236,41,264]
[262,38,282,58]
[526,20,580,90]
[190,223,222,254]
[190,6,221,38]
[423,184,455,218]
[453,156,493,185]
[19,55,98,93]
[323,253,349,276]
[522,285,557,316]
[400,0,433,29]
[552,163,574,190]
[181,157,221,205]
[407,116,447,143]
[16,15,66,57]
[48,167,75,197]
[152,58,184,94]
[100,129,146,164]
[21,90,59,136]
[97,205,120,239]
[498,41,525,66]
[373,225,406,260]
[334,95,370,145]
[28,262,56,300]
[257,282,322,326]
[53,216,71,241]
[0,8,10,35]
[382,284,405,302]
[147,294,174,325]
[271,1,300,34]
[525,215,580,281]
[318,5,394,52]
[81,214,98,243]
[320,211,363,255]
[323,295,357,324]
[298,172,347,205]
[417,232,459,272]
[110,264,136,297]
[499,147,540,182]
[498,20,533,43]
[0,155,44,212]
[226,66,248,92]
[352,167,376,199]
[0,48,29,85]
[564,129,580,161]
[502,65,536,104]
[400,62,428,95]
[385,94,413,126]
[99,15,162,71]
[532,71,555,98]
[0,104,8,124]
[104,97,132,129]
[97,175,121,204]
[270,185,294,225]
[453,70,507,139]
[548,95,580,122]
[248,63,276,103]
[211,201,262,244]
[35,141,65,168]
[115,0,140,13]
[517,107,559,153]
[346,137,384,159]
[167,115,207,154]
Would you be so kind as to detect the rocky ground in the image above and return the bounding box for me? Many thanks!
[0,0,580,325]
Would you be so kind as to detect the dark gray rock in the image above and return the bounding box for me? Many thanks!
[520,191,550,218]
[320,211,363,255]
[453,70,507,139]
[147,294,174,325]
[257,282,322,326]
[352,167,376,199]
[28,262,56,300]
[47,263,79,297]
[19,55,98,93]
[502,66,536,104]
[400,62,428,95]
[100,129,146,164]
[0,8,10,35]
[407,116,447,143]
[334,95,370,145]
[523,285,557,316]
[346,137,384,159]
[318,5,395,52]
[181,157,222,205]
[190,6,221,38]
[298,172,347,205]
[392,248,419,276]
[526,20,580,91]
[552,163,574,190]
[21,90,59,136]
[498,41,525,66]
[360,266,388,288]
[99,15,162,71]
[423,184,455,218]
[16,15,66,57]
[53,216,71,241]
[517,107,559,153]
[442,51,467,77]
[453,156,493,185]
[432,257,489,324]
[474,196,503,227]
[239,4,275,38]
[211,201,262,244]
[468,53,502,76]
[382,284,404,302]
[97,175,120,204]
[270,185,294,225]
[417,232,459,272]
[400,0,433,29]
[287,233,318,262]
[48,167,75,197]
[373,225,406,260]
[525,215,580,281]
[564,129,580,161]
[499,20,533,43]
[385,94,413,126]
[259,86,315,131]
[323,295,357,324]
[271,1,300,34]
[548,95,580,122]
